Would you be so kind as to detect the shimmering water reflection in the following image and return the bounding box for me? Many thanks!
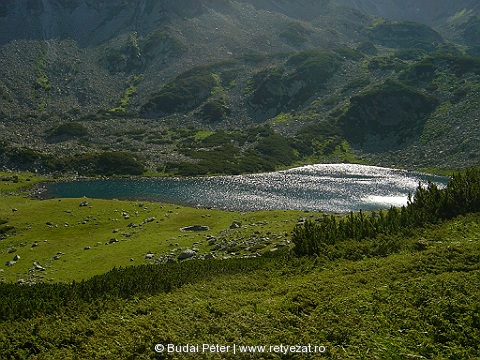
[43,164,448,212]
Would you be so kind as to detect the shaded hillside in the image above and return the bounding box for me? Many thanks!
[337,0,480,26]
[0,0,479,173]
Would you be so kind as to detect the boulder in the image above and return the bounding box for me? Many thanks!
[178,249,196,260]
[229,221,242,229]
[180,225,210,232]
[33,262,46,271]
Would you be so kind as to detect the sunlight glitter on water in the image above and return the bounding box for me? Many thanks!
[43,164,448,212]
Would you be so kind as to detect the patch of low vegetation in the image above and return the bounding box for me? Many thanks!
[47,122,89,138]
[338,80,438,149]
[66,152,146,176]
[279,22,311,46]
[143,29,187,59]
[140,66,217,115]
[368,20,444,51]
[293,167,480,256]
[108,75,143,115]
[197,99,231,123]
[247,50,342,118]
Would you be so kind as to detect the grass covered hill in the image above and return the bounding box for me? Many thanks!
[0,168,480,359]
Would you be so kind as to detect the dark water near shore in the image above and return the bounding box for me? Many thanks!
[41,164,448,212]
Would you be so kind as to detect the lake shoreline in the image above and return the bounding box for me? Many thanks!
[36,164,449,213]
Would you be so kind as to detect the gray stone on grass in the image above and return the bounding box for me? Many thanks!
[180,225,210,232]
[178,249,196,260]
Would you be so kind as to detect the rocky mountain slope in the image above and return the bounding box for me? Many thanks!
[0,0,479,174]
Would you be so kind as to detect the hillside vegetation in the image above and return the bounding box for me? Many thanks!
[0,0,479,174]
[0,168,479,359]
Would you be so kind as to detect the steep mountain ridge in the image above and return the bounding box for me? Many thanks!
[0,0,479,173]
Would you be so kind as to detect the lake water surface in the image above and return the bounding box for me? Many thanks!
[42,164,448,212]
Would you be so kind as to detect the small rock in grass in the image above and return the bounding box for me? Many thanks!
[178,249,196,260]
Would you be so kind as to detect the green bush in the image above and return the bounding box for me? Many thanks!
[280,22,310,45]
[49,122,89,138]
[0,257,277,321]
[199,100,231,122]
[68,152,145,176]
[248,50,342,116]
[141,66,216,115]
[369,21,443,51]
[292,167,480,257]
[339,80,438,147]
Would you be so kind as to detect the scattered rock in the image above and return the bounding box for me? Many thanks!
[229,221,242,229]
[108,238,119,244]
[53,255,61,260]
[178,249,196,260]
[145,253,155,260]
[180,225,210,232]
[79,200,89,207]
[33,262,46,271]
[13,254,20,261]
[5,261,16,267]
[84,246,91,250]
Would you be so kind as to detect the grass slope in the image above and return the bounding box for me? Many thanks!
[0,173,304,283]
[0,214,479,359]
[1,172,479,359]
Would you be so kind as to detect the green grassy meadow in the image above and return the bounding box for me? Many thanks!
[0,173,304,283]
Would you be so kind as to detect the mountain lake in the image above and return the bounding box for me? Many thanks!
[39,164,449,213]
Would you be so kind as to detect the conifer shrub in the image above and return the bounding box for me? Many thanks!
[48,122,89,138]
[140,66,216,115]
[292,167,480,257]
